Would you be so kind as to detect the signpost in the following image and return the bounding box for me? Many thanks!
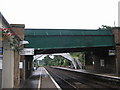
[108,50,115,56]
[20,48,34,55]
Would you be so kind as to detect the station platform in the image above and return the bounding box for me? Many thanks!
[51,66,120,79]
[20,67,61,89]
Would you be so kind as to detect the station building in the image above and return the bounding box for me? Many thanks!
[0,13,25,89]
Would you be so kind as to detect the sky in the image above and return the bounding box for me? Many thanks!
[0,0,119,29]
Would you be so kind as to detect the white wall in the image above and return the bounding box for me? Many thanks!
[0,14,2,47]
[0,13,2,27]
[0,13,2,89]
[118,1,120,27]
[0,60,2,69]
[0,13,15,88]
[0,22,2,27]
[0,20,2,69]
[2,40,14,88]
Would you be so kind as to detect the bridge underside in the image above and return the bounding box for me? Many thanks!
[34,47,114,54]
[25,29,115,54]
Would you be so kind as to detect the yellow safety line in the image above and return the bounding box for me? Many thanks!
[38,68,42,90]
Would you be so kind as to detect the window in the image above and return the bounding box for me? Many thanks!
[100,59,104,67]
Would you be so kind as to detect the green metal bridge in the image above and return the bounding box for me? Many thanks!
[24,29,115,54]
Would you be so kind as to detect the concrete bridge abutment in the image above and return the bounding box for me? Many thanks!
[92,50,116,73]
[25,55,33,79]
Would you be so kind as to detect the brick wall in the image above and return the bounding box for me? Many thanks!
[112,27,120,76]
[115,46,120,76]
[112,27,120,44]
[10,24,25,40]
[20,56,25,81]
[92,50,116,73]
[10,24,25,87]
[14,51,20,88]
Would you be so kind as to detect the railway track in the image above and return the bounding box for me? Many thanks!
[45,67,120,90]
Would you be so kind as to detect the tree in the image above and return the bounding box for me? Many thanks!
[70,52,85,64]
[70,52,93,67]
[44,55,53,66]
[98,25,112,30]
[43,55,70,66]
[62,59,70,66]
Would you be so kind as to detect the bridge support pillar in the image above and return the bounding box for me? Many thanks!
[92,50,116,73]
[112,27,120,76]
[25,55,33,79]
[115,46,120,76]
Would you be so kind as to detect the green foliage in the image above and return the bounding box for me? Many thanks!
[43,55,70,66]
[98,25,112,30]
[70,52,85,64]
[11,38,22,51]
[43,52,93,67]
[70,52,81,58]
[44,56,53,66]
[70,52,92,65]
[62,59,70,66]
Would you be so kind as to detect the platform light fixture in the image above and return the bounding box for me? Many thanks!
[20,40,29,45]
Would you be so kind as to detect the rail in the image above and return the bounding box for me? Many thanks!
[51,66,120,88]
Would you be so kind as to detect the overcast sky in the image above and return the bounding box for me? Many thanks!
[0,0,119,29]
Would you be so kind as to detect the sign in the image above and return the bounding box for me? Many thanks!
[20,48,34,55]
[109,50,115,56]
[0,60,2,69]
[19,62,23,69]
